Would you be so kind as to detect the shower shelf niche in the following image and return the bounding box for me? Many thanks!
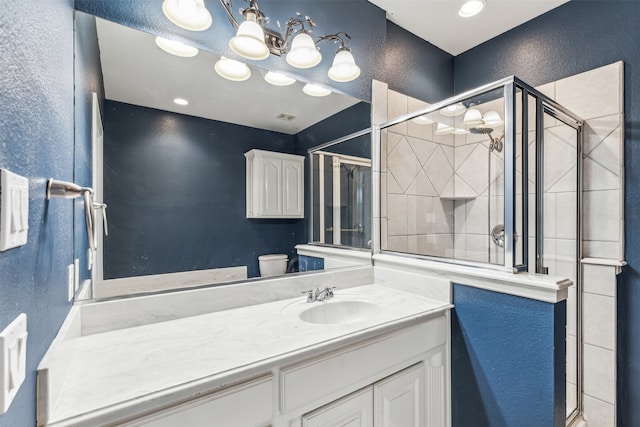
[439,195,476,201]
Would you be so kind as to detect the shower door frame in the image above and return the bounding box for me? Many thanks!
[372,76,584,424]
[313,150,371,245]
[307,128,373,250]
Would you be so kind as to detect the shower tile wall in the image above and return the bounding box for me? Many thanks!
[379,60,624,426]
[381,90,455,258]
[555,61,624,426]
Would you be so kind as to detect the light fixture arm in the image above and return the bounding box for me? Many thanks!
[315,32,351,50]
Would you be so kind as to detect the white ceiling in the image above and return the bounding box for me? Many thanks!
[95,18,360,135]
[368,0,570,55]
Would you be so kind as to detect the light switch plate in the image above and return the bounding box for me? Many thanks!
[0,313,27,415]
[67,264,75,302]
[0,169,29,251]
[74,259,80,292]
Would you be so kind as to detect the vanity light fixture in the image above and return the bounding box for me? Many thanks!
[286,32,322,69]
[173,98,189,105]
[162,0,212,31]
[264,71,296,86]
[219,0,360,81]
[303,83,331,97]
[462,108,484,128]
[155,36,199,57]
[229,11,270,60]
[439,102,466,117]
[412,115,434,125]
[214,56,251,81]
[434,122,455,135]
[483,110,504,127]
[458,0,486,18]
[327,46,361,82]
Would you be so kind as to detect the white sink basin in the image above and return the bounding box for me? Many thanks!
[298,300,380,325]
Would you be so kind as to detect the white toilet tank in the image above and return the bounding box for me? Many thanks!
[258,254,288,277]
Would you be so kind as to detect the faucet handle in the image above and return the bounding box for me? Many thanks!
[302,289,314,303]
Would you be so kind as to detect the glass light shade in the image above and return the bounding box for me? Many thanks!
[483,110,504,127]
[439,102,466,117]
[328,49,361,82]
[303,83,331,97]
[214,57,251,82]
[462,108,484,128]
[162,0,212,31]
[229,20,270,60]
[286,33,322,69]
[458,0,486,18]
[264,71,296,86]
[155,37,199,57]
[411,115,434,125]
[434,122,455,135]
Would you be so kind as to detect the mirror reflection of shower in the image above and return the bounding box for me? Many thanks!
[311,148,372,249]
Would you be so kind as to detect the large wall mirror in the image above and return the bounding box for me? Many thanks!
[73,10,373,301]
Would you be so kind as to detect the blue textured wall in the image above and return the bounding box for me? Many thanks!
[452,285,566,427]
[74,0,387,102]
[0,1,75,426]
[103,100,299,279]
[454,1,640,424]
[386,21,454,103]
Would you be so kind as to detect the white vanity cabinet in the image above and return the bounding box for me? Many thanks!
[120,376,274,427]
[245,149,304,218]
[115,316,449,427]
[301,363,425,427]
[302,387,374,427]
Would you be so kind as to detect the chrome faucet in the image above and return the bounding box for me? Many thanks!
[302,286,336,303]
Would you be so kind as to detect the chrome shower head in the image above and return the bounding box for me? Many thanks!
[469,126,494,135]
[469,127,504,153]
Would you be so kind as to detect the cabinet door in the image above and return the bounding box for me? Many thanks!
[302,387,373,427]
[374,363,425,427]
[282,159,304,217]
[260,157,283,216]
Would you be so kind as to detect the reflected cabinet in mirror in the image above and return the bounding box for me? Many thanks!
[73,11,372,300]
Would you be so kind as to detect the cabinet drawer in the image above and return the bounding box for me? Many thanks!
[281,316,446,413]
[126,376,273,427]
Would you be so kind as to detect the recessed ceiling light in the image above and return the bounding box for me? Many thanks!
[264,71,296,86]
[214,57,251,82]
[173,98,189,106]
[458,0,486,18]
[303,83,331,97]
[155,37,199,57]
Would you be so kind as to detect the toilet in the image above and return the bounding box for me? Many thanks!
[258,254,288,277]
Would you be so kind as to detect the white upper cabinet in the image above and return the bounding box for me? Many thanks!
[245,149,304,218]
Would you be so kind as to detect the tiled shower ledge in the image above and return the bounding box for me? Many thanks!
[374,253,572,303]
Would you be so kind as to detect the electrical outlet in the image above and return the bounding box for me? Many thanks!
[67,264,74,302]
[74,259,79,291]
[0,313,27,415]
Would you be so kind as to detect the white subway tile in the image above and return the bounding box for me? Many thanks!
[583,293,615,350]
[583,394,615,427]
[583,344,615,404]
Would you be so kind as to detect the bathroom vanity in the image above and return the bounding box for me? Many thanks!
[37,280,451,427]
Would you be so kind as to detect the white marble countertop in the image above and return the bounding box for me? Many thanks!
[45,284,451,426]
